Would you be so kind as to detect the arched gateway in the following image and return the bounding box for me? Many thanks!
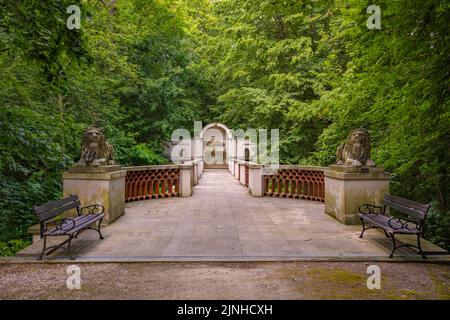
[200,122,232,169]
[163,122,237,170]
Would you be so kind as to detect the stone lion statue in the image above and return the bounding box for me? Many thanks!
[335,128,375,167]
[76,127,116,167]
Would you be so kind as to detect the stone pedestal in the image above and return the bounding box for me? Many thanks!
[239,163,246,185]
[230,159,235,176]
[198,160,204,177]
[248,164,264,196]
[193,163,199,186]
[180,164,194,197]
[324,165,390,225]
[63,166,126,224]
[234,161,240,179]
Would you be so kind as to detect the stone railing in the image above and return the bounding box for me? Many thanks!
[123,159,203,202]
[264,165,326,202]
[230,160,326,202]
[124,165,181,202]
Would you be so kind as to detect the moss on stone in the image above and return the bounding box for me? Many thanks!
[275,265,447,300]
[429,268,450,300]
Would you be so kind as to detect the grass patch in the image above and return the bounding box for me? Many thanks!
[275,265,445,300]
[306,267,375,299]
[429,268,450,300]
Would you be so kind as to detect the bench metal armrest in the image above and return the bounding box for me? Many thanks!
[79,204,105,216]
[359,204,385,215]
[388,217,421,232]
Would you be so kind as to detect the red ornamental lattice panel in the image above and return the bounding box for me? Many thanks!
[125,169,180,202]
[264,169,325,202]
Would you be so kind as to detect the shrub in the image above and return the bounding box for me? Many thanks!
[0,239,31,256]
[127,144,167,166]
[423,202,450,251]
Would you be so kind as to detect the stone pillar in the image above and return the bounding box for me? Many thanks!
[248,164,264,196]
[234,161,240,179]
[193,163,199,186]
[230,159,235,176]
[239,163,246,185]
[194,137,203,161]
[324,165,390,225]
[198,160,203,177]
[63,166,126,225]
[180,164,194,197]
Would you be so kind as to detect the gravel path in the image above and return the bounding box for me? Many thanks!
[0,262,449,299]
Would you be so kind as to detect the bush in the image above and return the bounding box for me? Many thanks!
[127,144,167,166]
[0,174,62,242]
[423,202,450,251]
[0,239,31,256]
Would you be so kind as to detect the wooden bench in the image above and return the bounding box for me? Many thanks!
[359,194,430,258]
[33,194,105,260]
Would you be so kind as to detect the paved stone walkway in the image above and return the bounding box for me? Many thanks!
[18,170,446,260]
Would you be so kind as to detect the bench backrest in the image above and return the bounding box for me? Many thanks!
[384,194,430,221]
[33,194,81,222]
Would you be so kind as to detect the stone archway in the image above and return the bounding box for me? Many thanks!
[201,122,232,169]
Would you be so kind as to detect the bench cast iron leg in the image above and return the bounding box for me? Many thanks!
[67,235,75,260]
[39,236,47,260]
[389,233,397,258]
[417,234,426,259]
[359,218,366,238]
[97,218,104,240]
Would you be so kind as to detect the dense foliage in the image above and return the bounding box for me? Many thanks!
[194,0,450,249]
[0,0,448,252]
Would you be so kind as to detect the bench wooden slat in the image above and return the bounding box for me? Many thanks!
[385,194,430,212]
[63,214,104,235]
[45,214,104,236]
[384,194,430,220]
[36,201,80,222]
[34,194,79,214]
[57,214,99,230]
[359,213,419,234]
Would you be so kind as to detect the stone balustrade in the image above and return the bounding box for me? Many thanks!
[123,159,203,202]
[123,165,181,202]
[264,165,326,202]
[230,160,326,202]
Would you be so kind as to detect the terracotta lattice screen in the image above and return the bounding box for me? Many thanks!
[125,168,180,202]
[264,167,325,202]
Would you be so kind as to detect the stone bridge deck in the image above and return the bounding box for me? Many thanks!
[18,170,447,261]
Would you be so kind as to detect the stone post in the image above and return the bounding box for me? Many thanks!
[180,164,194,197]
[248,164,264,196]
[239,163,246,185]
[234,161,240,180]
[193,162,199,186]
[63,165,126,225]
[198,160,204,177]
[324,165,390,225]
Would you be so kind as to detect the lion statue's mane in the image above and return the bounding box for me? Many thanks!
[76,127,116,167]
[336,128,375,167]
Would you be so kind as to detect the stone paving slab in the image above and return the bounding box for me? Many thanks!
[17,169,447,261]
